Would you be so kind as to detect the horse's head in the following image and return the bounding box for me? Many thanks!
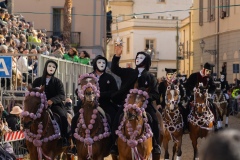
[193,86,208,116]
[124,89,149,121]
[21,86,46,129]
[78,73,100,103]
[165,84,180,111]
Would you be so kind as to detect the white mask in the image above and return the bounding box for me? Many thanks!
[166,73,174,80]
[96,59,106,72]
[204,69,211,76]
[135,54,146,66]
[220,75,225,81]
[182,77,186,81]
[47,62,56,75]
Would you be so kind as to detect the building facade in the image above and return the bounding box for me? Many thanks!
[13,0,108,57]
[192,0,239,84]
[107,0,193,78]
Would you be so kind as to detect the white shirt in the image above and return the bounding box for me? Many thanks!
[138,68,144,77]
[17,56,33,73]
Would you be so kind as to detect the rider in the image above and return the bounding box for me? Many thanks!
[92,55,119,123]
[110,45,161,157]
[32,60,69,147]
[185,62,217,130]
[158,69,186,132]
[158,68,177,110]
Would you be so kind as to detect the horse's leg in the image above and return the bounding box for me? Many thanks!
[225,103,230,127]
[176,137,183,160]
[163,138,169,160]
[191,136,198,160]
[172,143,176,160]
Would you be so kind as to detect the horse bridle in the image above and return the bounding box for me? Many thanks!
[165,84,180,110]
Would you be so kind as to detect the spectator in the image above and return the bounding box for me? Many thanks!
[0,101,9,120]
[63,47,79,62]
[201,129,240,160]
[0,34,5,45]
[0,44,7,53]
[234,78,240,87]
[17,48,34,83]
[65,98,74,117]
[50,42,64,58]
[78,50,90,65]
[6,106,23,131]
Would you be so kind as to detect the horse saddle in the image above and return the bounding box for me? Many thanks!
[97,107,111,131]
[47,109,71,137]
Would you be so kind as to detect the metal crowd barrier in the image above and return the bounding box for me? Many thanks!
[0,53,92,109]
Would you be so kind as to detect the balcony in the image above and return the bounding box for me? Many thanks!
[46,31,81,48]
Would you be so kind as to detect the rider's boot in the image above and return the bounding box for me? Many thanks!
[152,137,161,154]
[152,153,161,160]
[62,137,70,147]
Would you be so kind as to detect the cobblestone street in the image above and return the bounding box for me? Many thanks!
[105,114,240,160]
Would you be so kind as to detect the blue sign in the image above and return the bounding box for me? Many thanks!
[233,64,239,73]
[0,56,12,78]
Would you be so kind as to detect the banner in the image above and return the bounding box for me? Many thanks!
[4,131,25,142]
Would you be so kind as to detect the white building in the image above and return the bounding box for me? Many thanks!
[107,0,193,78]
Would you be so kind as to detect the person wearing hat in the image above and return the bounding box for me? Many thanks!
[32,60,69,147]
[212,73,218,81]
[6,106,22,131]
[110,46,161,158]
[158,68,184,109]
[185,62,218,130]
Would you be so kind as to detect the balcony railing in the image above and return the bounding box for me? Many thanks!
[46,31,81,48]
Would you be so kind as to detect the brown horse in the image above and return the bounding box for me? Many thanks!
[188,85,214,160]
[21,86,70,160]
[115,89,152,160]
[213,81,229,128]
[74,73,111,160]
[160,84,183,160]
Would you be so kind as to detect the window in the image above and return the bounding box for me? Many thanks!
[158,16,164,20]
[208,0,215,22]
[127,37,130,53]
[199,0,203,26]
[157,0,165,2]
[53,8,64,33]
[143,15,150,19]
[220,0,230,19]
[172,16,178,20]
[145,39,155,51]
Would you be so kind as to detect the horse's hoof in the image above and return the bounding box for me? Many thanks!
[225,124,228,127]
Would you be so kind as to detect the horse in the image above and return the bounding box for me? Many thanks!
[21,86,71,160]
[213,81,229,128]
[115,88,153,160]
[73,73,111,160]
[188,85,214,160]
[160,84,183,160]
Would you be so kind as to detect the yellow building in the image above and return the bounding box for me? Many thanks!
[192,0,239,83]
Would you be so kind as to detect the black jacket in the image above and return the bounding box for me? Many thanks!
[32,77,65,107]
[6,114,20,131]
[111,55,159,105]
[185,71,216,97]
[93,72,118,106]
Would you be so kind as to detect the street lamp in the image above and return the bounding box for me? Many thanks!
[199,39,205,53]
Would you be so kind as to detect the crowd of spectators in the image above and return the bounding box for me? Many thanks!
[0,7,91,90]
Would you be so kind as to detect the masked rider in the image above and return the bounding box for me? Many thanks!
[32,60,69,147]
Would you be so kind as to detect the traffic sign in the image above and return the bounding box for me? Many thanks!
[0,56,12,78]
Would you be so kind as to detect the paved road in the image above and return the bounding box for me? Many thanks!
[104,114,240,160]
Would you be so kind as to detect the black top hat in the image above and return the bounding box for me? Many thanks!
[204,62,215,70]
[165,68,176,73]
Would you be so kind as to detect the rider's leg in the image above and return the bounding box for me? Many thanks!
[51,105,69,147]
[179,103,190,134]
[145,105,161,154]
[110,106,124,155]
